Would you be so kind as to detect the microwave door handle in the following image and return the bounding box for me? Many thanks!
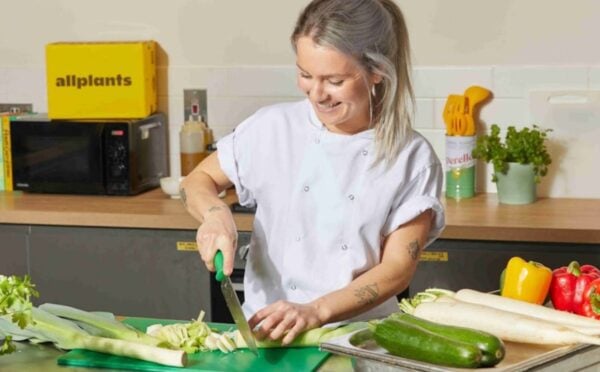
[138,122,161,140]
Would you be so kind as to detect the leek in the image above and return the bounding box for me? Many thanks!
[0,307,187,367]
[228,321,369,349]
[146,315,368,353]
[398,287,453,314]
[39,303,165,347]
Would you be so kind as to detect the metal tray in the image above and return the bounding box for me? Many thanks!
[320,328,596,371]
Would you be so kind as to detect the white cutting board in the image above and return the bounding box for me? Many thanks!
[529,90,600,198]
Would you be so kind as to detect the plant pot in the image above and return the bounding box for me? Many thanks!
[495,162,536,205]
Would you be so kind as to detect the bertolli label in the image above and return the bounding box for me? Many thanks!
[446,136,476,169]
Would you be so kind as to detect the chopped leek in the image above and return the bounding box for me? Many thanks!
[147,311,213,353]
[146,310,233,353]
[146,312,368,353]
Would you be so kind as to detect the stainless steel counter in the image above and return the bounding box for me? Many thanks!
[0,342,91,372]
[322,328,600,372]
[3,339,600,372]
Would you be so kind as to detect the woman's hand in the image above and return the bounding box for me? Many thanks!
[248,300,326,345]
[180,151,237,275]
[196,206,237,276]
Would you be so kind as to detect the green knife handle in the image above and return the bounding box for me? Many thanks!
[214,250,226,282]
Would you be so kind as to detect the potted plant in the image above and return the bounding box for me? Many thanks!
[472,124,552,204]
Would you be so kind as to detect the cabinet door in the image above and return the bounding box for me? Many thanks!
[0,224,29,276]
[29,226,210,320]
[411,239,600,295]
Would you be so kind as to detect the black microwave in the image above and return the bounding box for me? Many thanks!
[10,113,168,195]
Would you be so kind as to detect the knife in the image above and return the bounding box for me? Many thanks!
[214,250,258,356]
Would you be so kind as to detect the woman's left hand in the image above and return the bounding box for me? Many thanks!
[248,300,324,345]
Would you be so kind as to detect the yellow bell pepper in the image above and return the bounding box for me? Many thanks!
[501,256,552,304]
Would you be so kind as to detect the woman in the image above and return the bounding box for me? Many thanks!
[180,0,444,345]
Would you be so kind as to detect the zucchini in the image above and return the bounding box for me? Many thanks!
[390,312,505,367]
[374,318,482,368]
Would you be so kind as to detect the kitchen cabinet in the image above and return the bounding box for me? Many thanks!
[411,239,600,295]
[4,220,600,320]
[0,224,29,276]
[26,225,211,321]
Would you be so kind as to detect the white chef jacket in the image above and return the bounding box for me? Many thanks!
[217,99,444,321]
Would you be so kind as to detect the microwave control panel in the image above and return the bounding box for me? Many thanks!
[104,124,130,194]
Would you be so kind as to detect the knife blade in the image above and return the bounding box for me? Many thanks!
[214,251,258,355]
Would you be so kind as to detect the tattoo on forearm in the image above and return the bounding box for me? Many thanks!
[179,187,188,207]
[207,206,226,213]
[354,283,379,306]
[408,239,421,261]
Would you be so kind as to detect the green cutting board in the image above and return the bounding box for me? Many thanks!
[57,317,330,372]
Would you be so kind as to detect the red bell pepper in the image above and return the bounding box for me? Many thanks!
[580,278,600,319]
[549,261,600,313]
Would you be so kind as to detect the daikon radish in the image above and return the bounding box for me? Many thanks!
[413,300,600,346]
[454,289,600,335]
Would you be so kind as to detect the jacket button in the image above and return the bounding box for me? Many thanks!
[304,186,310,192]
[348,194,355,200]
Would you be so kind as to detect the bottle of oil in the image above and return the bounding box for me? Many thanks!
[180,114,208,176]
[204,122,214,154]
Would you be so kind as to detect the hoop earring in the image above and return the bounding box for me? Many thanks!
[371,85,376,97]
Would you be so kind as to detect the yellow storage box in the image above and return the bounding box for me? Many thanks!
[46,41,157,119]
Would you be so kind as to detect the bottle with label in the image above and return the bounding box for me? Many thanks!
[204,125,214,152]
[180,116,207,176]
[445,135,476,199]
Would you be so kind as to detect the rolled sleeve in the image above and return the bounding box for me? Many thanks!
[216,126,256,208]
[382,163,445,247]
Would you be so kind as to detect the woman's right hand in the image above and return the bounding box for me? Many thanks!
[196,206,238,276]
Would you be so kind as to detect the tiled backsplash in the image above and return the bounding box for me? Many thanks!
[2,65,599,197]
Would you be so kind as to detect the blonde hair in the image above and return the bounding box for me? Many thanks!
[292,0,414,167]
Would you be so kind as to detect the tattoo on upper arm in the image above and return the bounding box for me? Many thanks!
[179,187,188,207]
[408,239,421,261]
[354,283,379,306]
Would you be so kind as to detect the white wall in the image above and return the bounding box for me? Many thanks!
[3,1,600,66]
[1,1,599,197]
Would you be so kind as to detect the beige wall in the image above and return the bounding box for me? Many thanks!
[1,1,600,197]
[1,0,600,67]
[402,0,600,65]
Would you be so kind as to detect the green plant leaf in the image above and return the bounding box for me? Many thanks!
[0,274,39,355]
[0,335,16,355]
[472,124,552,183]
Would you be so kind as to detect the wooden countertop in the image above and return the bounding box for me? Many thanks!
[442,196,600,244]
[1,188,600,244]
[0,188,254,231]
